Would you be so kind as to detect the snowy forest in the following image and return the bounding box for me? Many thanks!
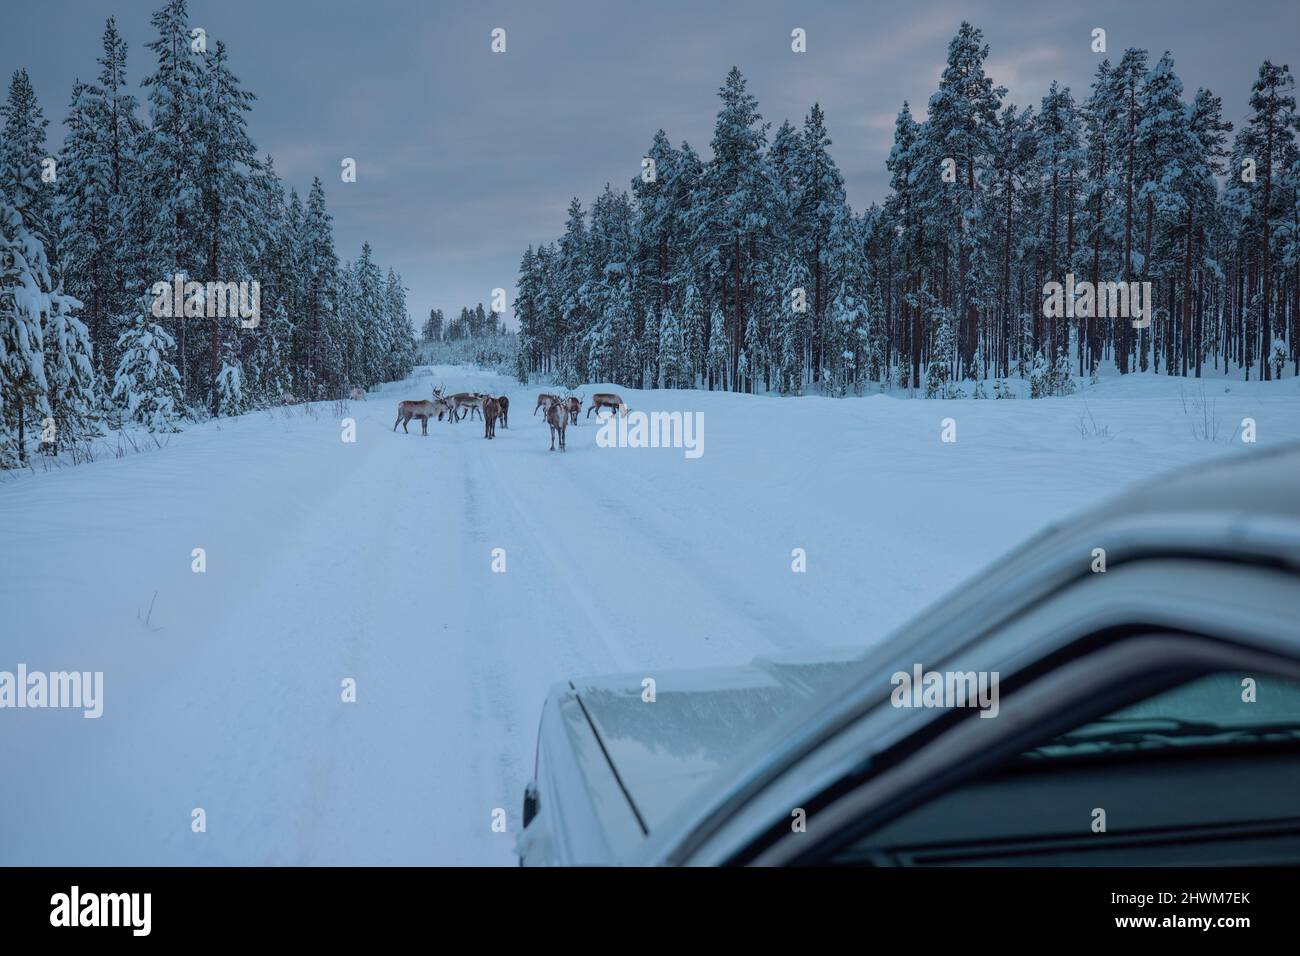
[514,24,1300,399]
[0,0,416,468]
[417,304,514,373]
[421,304,509,344]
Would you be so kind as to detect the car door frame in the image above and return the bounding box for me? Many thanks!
[751,633,1300,865]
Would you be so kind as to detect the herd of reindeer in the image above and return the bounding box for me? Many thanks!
[393,384,626,451]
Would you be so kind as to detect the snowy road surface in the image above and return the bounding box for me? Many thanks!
[3,365,1299,864]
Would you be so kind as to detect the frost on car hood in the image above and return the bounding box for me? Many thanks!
[572,651,861,831]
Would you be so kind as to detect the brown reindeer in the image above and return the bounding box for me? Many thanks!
[545,398,568,452]
[448,392,482,422]
[534,392,560,416]
[430,384,451,420]
[394,388,445,436]
[481,396,501,439]
[586,392,626,419]
[496,395,510,428]
[565,394,583,425]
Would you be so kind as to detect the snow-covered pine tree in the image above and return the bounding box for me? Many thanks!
[383,267,416,382]
[775,255,811,393]
[680,282,704,387]
[1243,60,1298,380]
[41,282,97,452]
[885,101,924,388]
[657,304,687,389]
[740,305,761,394]
[0,68,53,239]
[1136,54,1206,377]
[57,19,144,380]
[701,68,773,390]
[981,103,1037,378]
[706,306,729,391]
[925,308,958,399]
[352,242,384,388]
[0,196,52,466]
[197,38,258,410]
[214,351,245,416]
[112,295,183,431]
[302,178,337,398]
[640,307,659,388]
[921,23,1005,375]
[140,0,205,354]
[557,198,589,378]
[254,301,293,402]
[1035,80,1084,363]
[1106,49,1149,373]
[794,103,848,383]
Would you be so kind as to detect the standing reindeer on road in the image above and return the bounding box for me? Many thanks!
[431,384,455,421]
[534,392,560,416]
[447,391,482,422]
[545,397,568,452]
[481,395,501,439]
[496,395,510,428]
[565,394,583,425]
[394,387,446,436]
[586,393,626,419]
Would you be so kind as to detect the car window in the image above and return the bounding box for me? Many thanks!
[1020,672,1300,760]
[825,670,1300,866]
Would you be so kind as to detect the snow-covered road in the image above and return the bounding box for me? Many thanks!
[3,365,1299,864]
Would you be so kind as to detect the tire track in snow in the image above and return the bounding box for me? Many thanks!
[480,420,825,663]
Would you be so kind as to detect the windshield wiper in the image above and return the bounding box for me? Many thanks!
[1020,718,1300,758]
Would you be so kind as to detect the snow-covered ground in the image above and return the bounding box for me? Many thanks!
[2,364,1299,865]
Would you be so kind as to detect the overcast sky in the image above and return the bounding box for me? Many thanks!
[5,0,1297,328]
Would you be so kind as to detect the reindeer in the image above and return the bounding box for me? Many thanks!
[349,386,366,401]
[496,395,510,428]
[430,384,454,421]
[565,394,583,425]
[280,391,299,406]
[447,392,482,422]
[545,397,568,452]
[534,392,560,416]
[393,388,444,436]
[586,392,626,419]
[481,396,501,439]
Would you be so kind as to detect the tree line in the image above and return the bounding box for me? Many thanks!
[420,304,509,344]
[514,24,1298,398]
[1,0,416,466]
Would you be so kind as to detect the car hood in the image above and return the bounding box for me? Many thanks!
[571,649,863,832]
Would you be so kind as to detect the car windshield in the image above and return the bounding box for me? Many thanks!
[1021,672,1300,759]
